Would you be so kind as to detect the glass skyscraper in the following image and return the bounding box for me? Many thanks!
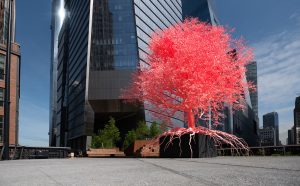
[246,62,258,120]
[50,0,259,150]
[49,0,65,147]
[50,0,183,150]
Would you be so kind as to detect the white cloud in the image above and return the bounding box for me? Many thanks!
[289,12,300,26]
[251,29,300,144]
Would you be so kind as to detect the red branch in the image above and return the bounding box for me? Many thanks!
[122,18,255,155]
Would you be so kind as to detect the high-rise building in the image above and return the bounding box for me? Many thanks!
[246,62,258,121]
[50,0,259,150]
[294,96,300,144]
[0,0,20,146]
[287,126,294,145]
[49,0,65,147]
[263,112,279,146]
[259,127,276,146]
[50,0,183,150]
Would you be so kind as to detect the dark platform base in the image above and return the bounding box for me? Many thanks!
[159,133,217,158]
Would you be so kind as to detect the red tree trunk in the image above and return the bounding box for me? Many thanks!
[187,110,195,128]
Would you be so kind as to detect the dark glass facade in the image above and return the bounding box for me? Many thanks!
[182,0,218,25]
[288,127,294,145]
[53,0,90,149]
[51,0,259,150]
[49,0,61,146]
[51,0,183,151]
[246,62,258,121]
[134,0,184,127]
[91,0,138,70]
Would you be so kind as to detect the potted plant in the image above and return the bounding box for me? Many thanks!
[87,117,124,157]
[124,121,162,157]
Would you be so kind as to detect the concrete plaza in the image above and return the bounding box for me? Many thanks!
[0,157,299,186]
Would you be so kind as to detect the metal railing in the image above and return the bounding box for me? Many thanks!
[0,145,71,160]
[217,145,300,156]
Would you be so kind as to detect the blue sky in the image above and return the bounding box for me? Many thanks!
[16,1,51,146]
[215,0,300,144]
[15,0,300,146]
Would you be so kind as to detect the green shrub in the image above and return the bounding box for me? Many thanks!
[123,121,166,150]
[135,121,150,140]
[91,117,120,148]
[149,121,161,138]
[123,130,137,150]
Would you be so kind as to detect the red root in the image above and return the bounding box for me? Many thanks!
[145,127,249,157]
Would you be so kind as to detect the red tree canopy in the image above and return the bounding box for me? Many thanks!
[122,19,254,128]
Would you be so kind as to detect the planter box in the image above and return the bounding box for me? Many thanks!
[140,141,159,158]
[159,133,217,158]
[125,140,159,157]
[87,148,125,157]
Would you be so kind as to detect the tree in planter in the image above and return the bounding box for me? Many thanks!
[91,117,120,148]
[149,122,161,138]
[123,121,164,150]
[122,18,255,152]
[123,130,136,150]
[123,121,149,150]
[135,121,150,140]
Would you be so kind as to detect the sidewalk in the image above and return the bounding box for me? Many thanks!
[0,157,299,186]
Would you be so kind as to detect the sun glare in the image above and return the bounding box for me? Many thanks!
[58,0,65,24]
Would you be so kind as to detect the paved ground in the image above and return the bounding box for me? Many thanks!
[0,157,300,186]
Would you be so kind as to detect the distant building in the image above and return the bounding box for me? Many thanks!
[246,61,258,127]
[287,126,294,145]
[294,96,300,144]
[0,0,20,146]
[259,127,276,146]
[263,112,279,146]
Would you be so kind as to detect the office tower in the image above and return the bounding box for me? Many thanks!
[0,0,20,146]
[259,127,276,146]
[246,61,258,121]
[49,0,65,146]
[263,112,279,146]
[287,126,294,145]
[50,0,183,150]
[294,96,300,144]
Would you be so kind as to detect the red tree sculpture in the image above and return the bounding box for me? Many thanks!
[122,19,254,152]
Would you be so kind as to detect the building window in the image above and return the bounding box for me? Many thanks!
[0,88,4,106]
[0,54,5,80]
